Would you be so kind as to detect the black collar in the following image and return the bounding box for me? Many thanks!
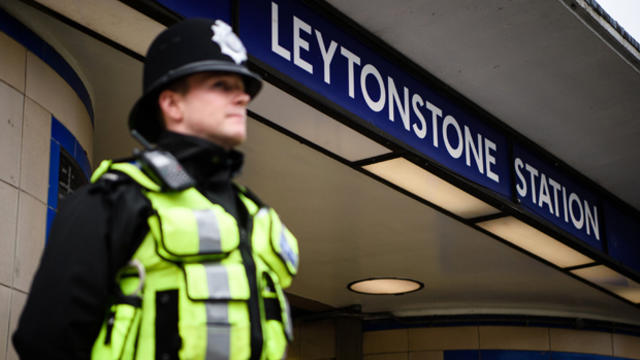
[155,131,244,186]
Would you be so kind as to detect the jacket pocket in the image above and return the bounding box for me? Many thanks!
[182,262,252,360]
[92,262,144,360]
[91,297,142,360]
[150,207,240,262]
[183,262,250,301]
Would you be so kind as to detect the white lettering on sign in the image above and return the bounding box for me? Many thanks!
[293,16,313,74]
[361,64,385,112]
[484,139,499,182]
[465,125,483,174]
[514,157,600,240]
[340,46,360,99]
[388,76,410,131]
[443,115,463,159]
[425,101,442,148]
[270,1,501,184]
[315,30,337,84]
[271,2,291,60]
[411,94,427,139]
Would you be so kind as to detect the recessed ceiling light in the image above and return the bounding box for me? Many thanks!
[348,277,423,295]
[363,158,499,219]
[571,265,640,303]
[476,216,594,268]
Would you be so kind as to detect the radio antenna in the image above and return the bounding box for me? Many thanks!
[131,129,153,150]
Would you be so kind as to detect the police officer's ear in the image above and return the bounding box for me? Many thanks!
[157,89,185,129]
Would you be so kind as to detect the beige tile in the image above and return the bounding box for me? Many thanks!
[364,353,409,360]
[409,326,478,351]
[0,81,24,186]
[479,326,548,350]
[0,32,26,92]
[549,329,612,355]
[409,350,443,360]
[25,52,93,163]
[364,329,409,354]
[13,192,46,292]
[20,98,51,202]
[549,328,611,356]
[0,182,19,287]
[300,319,335,360]
[613,333,640,359]
[0,285,11,360]
[7,290,27,360]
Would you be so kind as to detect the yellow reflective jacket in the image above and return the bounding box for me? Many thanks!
[89,160,299,360]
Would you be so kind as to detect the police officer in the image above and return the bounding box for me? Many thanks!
[13,18,298,360]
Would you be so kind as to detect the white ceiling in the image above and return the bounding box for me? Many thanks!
[4,0,640,325]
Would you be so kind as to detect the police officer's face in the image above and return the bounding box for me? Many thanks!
[163,72,250,149]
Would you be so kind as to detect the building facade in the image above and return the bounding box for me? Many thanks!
[1,0,640,359]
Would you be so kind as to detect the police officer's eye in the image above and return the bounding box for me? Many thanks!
[210,79,245,93]
[212,81,233,91]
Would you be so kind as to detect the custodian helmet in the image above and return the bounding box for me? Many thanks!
[129,18,262,142]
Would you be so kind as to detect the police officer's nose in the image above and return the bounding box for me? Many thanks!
[234,90,251,106]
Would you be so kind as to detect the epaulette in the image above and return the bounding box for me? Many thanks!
[233,183,267,208]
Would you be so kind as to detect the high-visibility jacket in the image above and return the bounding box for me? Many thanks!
[89,160,299,360]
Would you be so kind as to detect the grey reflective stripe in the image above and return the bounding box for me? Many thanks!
[204,264,231,359]
[257,208,269,218]
[279,228,298,270]
[205,263,231,299]
[195,209,222,253]
[281,291,293,341]
[205,302,230,360]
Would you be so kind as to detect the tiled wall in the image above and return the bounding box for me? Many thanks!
[287,319,337,360]
[362,326,640,360]
[284,321,640,360]
[0,25,93,360]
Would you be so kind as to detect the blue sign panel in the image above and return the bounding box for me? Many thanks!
[604,201,640,273]
[444,350,480,360]
[513,145,602,251]
[443,350,631,360]
[238,0,511,198]
[153,0,231,21]
[47,117,90,243]
[551,352,612,360]
[481,350,549,360]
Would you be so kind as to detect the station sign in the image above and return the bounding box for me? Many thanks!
[239,0,511,199]
[513,145,602,251]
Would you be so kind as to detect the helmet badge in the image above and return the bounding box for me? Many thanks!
[211,20,247,65]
